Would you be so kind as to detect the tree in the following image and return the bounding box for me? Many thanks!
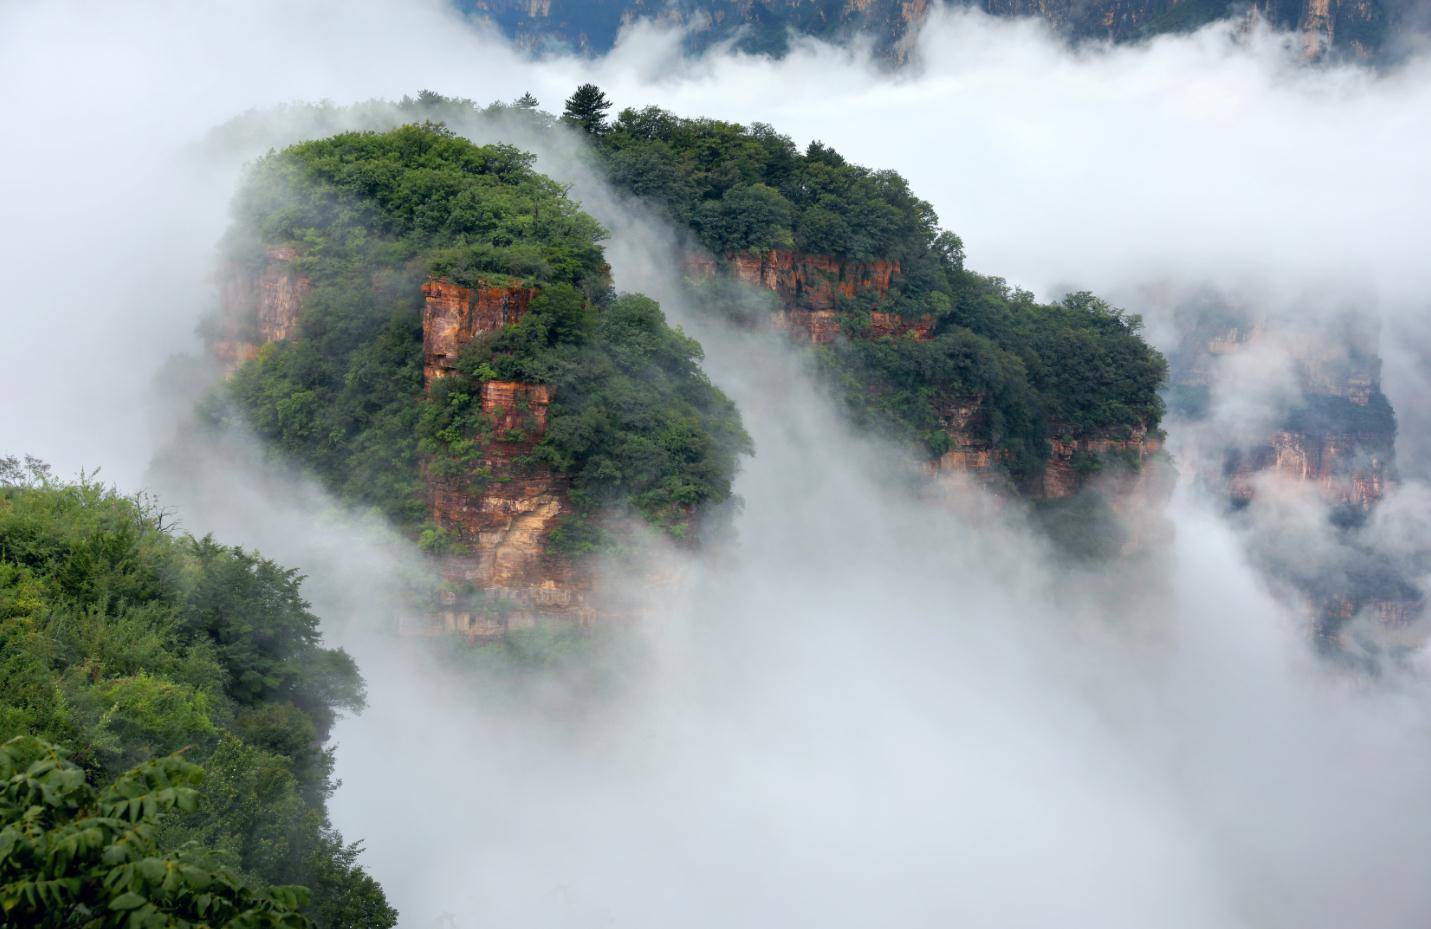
[562,84,612,136]
[0,737,313,929]
[513,92,539,109]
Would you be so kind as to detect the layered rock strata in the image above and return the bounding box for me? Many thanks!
[213,245,310,370]
[1176,317,1392,513]
[1168,307,1419,644]
[217,265,603,639]
[421,277,536,382]
[472,0,1390,62]
[418,378,596,639]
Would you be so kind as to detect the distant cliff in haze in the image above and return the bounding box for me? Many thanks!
[461,0,1406,61]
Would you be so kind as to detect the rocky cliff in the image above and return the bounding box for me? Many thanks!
[1168,305,1420,647]
[217,269,596,639]
[421,278,537,381]
[687,249,920,343]
[1224,428,1389,512]
[420,377,594,638]
[465,0,1396,60]
[700,248,1169,534]
[213,245,310,370]
[1173,315,1393,513]
[420,278,610,637]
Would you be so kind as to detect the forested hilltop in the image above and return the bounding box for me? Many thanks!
[208,91,1167,515]
[581,92,1167,490]
[210,126,749,547]
[0,458,395,928]
[201,124,749,633]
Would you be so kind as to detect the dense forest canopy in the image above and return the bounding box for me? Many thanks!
[214,125,750,545]
[590,102,1167,476]
[206,93,1165,487]
[0,458,395,928]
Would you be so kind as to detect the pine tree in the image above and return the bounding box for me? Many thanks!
[562,83,612,135]
[514,92,539,109]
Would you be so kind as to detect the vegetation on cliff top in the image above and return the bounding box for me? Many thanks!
[214,125,750,542]
[0,458,395,929]
[589,100,1165,477]
[208,93,1165,489]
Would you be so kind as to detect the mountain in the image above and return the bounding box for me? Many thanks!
[205,125,751,637]
[593,101,1172,554]
[1166,300,1424,655]
[202,90,1426,650]
[462,0,1400,60]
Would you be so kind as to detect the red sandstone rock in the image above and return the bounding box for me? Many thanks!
[214,244,310,371]
[717,249,901,312]
[422,377,587,636]
[769,309,843,344]
[869,311,934,341]
[422,278,537,382]
[1225,429,1388,511]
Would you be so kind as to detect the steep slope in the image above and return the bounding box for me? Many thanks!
[204,94,1171,556]
[1168,307,1394,514]
[463,0,1398,60]
[1166,303,1423,650]
[206,126,750,636]
[597,105,1170,543]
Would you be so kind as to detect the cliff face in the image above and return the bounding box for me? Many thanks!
[1178,318,1393,512]
[927,397,1008,490]
[727,249,900,312]
[1225,429,1388,511]
[217,265,599,639]
[927,395,1164,504]
[1168,306,1420,645]
[421,278,537,381]
[415,277,604,638]
[421,379,595,638]
[467,0,1392,60]
[1041,426,1163,500]
[706,248,1167,540]
[688,249,914,343]
[214,245,310,370]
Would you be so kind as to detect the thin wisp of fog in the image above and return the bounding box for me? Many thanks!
[2,1,1430,927]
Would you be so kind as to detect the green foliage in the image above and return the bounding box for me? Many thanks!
[694,183,795,253]
[0,736,312,929]
[215,126,750,544]
[561,83,613,136]
[593,103,1166,471]
[230,124,608,291]
[602,108,931,261]
[0,465,394,929]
